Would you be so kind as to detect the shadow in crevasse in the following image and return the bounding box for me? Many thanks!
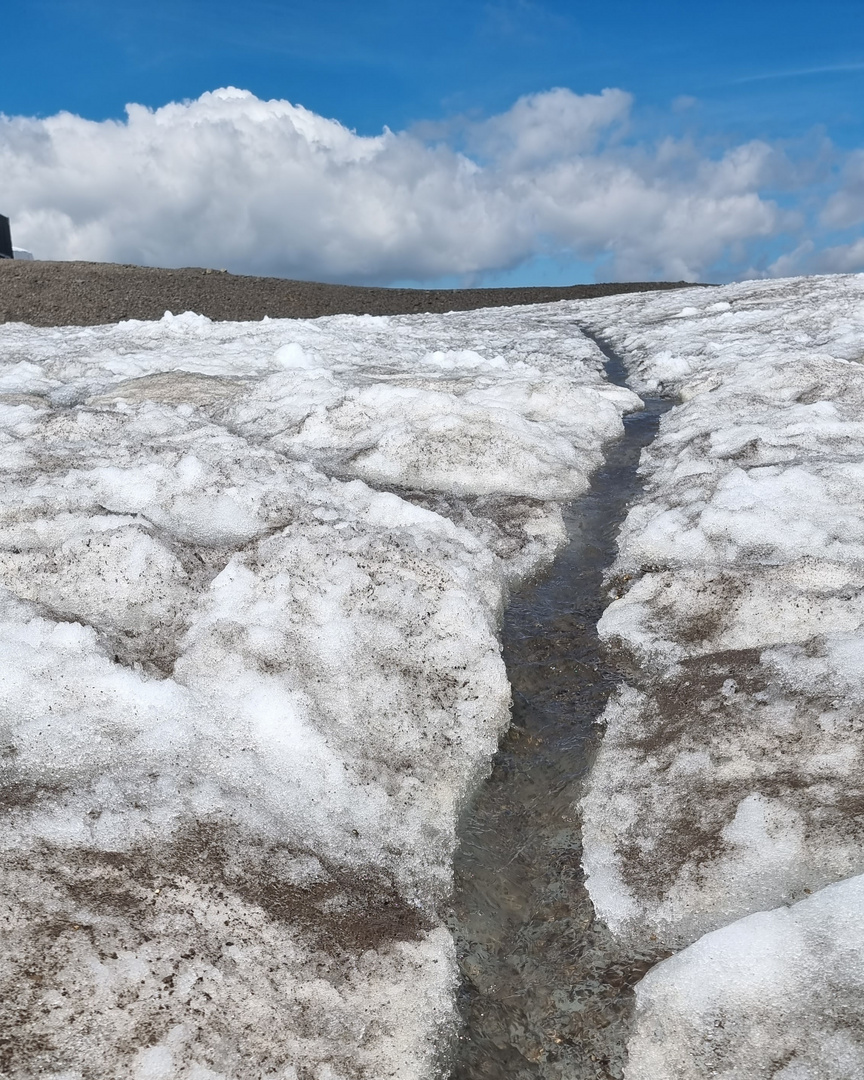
[446,337,674,1080]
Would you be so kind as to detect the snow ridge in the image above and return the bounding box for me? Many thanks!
[577,273,864,1079]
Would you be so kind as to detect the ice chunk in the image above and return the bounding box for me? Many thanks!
[625,874,864,1080]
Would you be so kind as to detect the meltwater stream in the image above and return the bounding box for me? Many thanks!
[447,345,673,1080]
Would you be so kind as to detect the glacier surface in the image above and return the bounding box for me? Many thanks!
[577,273,864,1079]
[0,304,638,1078]
[5,273,863,1079]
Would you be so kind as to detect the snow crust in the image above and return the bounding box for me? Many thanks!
[0,304,637,1077]
[575,274,864,1077]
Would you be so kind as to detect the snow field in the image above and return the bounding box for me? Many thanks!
[575,274,864,1077]
[0,304,639,1077]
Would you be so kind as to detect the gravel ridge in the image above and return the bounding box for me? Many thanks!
[0,260,702,326]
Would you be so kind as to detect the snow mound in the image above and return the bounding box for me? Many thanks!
[625,874,864,1080]
[575,273,864,1076]
[2,304,639,500]
[578,274,864,949]
[0,303,637,1077]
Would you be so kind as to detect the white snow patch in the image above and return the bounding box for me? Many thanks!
[625,875,864,1079]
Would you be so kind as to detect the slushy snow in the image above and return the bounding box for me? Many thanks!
[0,304,638,1077]
[576,273,864,1078]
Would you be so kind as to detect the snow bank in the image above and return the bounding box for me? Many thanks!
[0,304,638,1077]
[4,305,636,501]
[575,274,864,1076]
[625,873,864,1080]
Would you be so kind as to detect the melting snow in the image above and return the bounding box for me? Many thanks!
[6,274,864,1077]
[577,273,864,1078]
[626,873,864,1080]
[0,304,638,1077]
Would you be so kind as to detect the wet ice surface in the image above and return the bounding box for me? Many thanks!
[0,305,640,1078]
[576,274,864,1078]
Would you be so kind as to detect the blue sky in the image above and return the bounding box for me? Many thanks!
[3,0,864,284]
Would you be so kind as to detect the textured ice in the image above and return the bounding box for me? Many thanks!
[0,304,638,1077]
[574,274,864,1076]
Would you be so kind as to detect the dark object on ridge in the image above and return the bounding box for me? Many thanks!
[0,215,12,260]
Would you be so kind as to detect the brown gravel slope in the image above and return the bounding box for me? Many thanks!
[0,260,702,326]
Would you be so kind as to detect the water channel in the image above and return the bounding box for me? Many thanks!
[447,343,673,1079]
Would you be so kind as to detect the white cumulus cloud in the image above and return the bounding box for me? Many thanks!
[820,150,864,230]
[0,86,805,282]
[813,237,864,273]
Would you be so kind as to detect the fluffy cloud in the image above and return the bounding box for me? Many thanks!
[0,86,824,283]
[820,150,864,230]
[814,237,864,273]
[766,236,864,279]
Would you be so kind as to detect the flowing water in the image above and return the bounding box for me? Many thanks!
[447,344,673,1079]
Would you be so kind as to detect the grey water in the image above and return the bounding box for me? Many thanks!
[447,343,673,1079]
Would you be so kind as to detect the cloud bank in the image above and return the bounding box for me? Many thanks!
[0,86,859,283]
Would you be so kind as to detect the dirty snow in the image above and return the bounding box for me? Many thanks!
[0,304,637,1078]
[576,273,864,1078]
[7,274,863,1078]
